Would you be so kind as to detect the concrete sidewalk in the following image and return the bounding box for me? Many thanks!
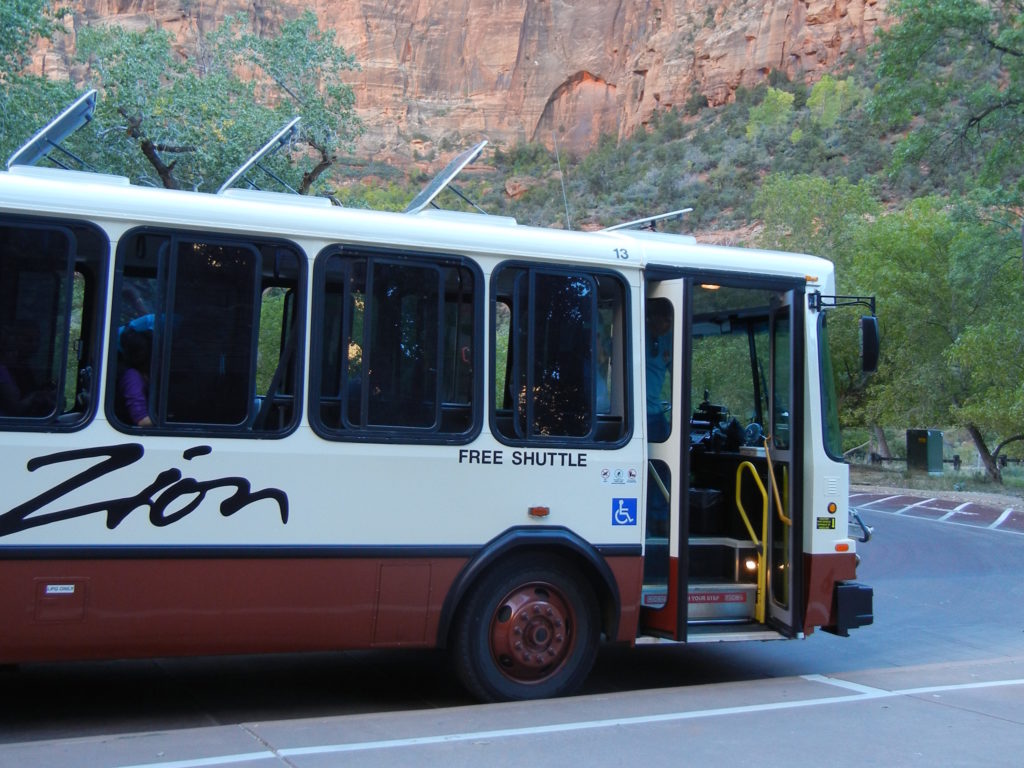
[3,656,1022,768]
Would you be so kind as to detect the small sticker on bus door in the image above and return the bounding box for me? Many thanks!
[612,498,638,525]
[601,467,639,485]
[816,517,837,530]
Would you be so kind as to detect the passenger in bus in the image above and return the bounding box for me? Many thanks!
[645,300,673,442]
[0,321,55,417]
[117,326,153,427]
[645,301,673,536]
[117,313,156,353]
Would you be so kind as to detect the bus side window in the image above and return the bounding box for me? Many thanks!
[491,265,629,444]
[0,216,107,429]
[252,274,302,433]
[311,248,480,442]
[109,231,304,435]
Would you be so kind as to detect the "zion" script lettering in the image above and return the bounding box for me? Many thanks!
[0,443,289,537]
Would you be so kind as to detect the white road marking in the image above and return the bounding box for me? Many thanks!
[799,673,889,695]
[938,501,973,521]
[853,494,903,509]
[990,508,1014,529]
[115,676,1024,768]
[118,756,271,768]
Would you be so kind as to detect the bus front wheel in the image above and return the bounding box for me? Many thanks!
[453,555,599,702]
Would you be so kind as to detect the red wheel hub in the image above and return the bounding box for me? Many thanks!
[488,582,574,682]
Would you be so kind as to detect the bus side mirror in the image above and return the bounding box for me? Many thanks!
[860,315,879,373]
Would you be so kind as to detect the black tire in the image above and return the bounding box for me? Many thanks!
[452,555,600,702]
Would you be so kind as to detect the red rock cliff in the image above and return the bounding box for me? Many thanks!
[39,0,888,158]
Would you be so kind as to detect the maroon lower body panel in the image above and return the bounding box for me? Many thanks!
[802,551,858,634]
[605,555,643,642]
[0,557,468,663]
[1,553,646,663]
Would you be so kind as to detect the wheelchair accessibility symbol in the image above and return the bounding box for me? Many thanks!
[612,498,637,526]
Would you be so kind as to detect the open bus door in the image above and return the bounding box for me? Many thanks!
[639,277,803,641]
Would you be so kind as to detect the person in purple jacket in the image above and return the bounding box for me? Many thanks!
[117,326,152,427]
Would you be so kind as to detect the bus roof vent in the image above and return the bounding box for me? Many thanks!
[404,140,488,215]
[415,208,518,226]
[217,117,302,195]
[601,208,693,232]
[6,89,98,171]
[219,187,333,207]
[6,164,131,186]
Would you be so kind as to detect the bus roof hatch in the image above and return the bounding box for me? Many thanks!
[217,117,302,195]
[601,207,693,232]
[6,89,98,171]
[404,140,489,215]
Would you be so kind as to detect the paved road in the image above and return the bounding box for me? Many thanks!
[2,495,1023,767]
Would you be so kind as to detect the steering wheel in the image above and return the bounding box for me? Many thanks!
[743,421,763,446]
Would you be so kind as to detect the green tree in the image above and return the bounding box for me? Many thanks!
[806,75,864,130]
[852,197,1022,482]
[75,24,212,188]
[754,173,878,261]
[754,174,881,448]
[73,11,361,191]
[871,0,1024,197]
[943,212,1024,469]
[0,1,76,166]
[869,0,1024,478]
[0,0,62,72]
[213,12,363,194]
[746,87,795,142]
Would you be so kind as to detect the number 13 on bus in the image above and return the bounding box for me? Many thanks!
[0,93,877,702]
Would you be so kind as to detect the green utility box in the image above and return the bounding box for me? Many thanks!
[907,429,943,475]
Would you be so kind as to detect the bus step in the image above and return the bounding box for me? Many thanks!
[688,537,760,583]
[641,583,668,609]
[687,582,757,621]
[640,581,758,618]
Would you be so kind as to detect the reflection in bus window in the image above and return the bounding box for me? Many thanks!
[108,230,304,434]
[313,249,479,440]
[0,216,107,428]
[492,265,629,443]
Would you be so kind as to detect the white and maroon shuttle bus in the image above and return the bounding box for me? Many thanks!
[0,93,874,701]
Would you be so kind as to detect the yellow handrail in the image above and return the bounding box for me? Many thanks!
[735,461,768,623]
[763,437,792,526]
